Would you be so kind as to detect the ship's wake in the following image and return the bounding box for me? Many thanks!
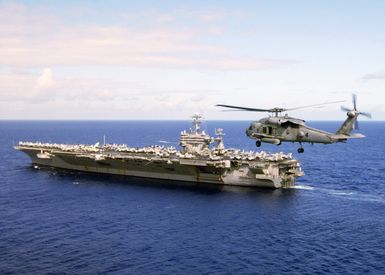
[290,184,385,204]
[289,185,315,190]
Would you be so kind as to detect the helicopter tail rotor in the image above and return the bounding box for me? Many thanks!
[340,93,371,131]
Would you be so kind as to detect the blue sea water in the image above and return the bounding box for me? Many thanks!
[1,120,385,274]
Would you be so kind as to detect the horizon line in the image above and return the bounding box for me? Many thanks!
[0,119,381,122]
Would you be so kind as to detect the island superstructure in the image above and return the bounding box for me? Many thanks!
[15,114,303,188]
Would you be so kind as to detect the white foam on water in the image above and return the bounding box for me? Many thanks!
[313,187,385,204]
[73,181,79,185]
[290,185,315,190]
[328,191,385,203]
[329,191,354,196]
[291,184,384,203]
[159,140,171,144]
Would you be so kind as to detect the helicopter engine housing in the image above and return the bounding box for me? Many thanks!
[347,111,356,118]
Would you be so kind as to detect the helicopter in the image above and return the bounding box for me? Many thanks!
[217,94,371,153]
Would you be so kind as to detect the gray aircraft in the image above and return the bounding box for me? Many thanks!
[217,94,371,153]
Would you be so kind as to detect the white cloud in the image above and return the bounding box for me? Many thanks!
[95,89,114,101]
[0,69,213,106]
[0,24,296,70]
[0,68,57,103]
[35,68,55,89]
[362,70,385,80]
[0,3,297,71]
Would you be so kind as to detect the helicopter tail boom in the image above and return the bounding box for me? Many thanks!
[336,113,359,135]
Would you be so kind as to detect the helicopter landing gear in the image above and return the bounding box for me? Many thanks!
[297,143,304,153]
[256,140,261,147]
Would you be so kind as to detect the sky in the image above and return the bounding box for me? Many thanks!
[0,0,384,120]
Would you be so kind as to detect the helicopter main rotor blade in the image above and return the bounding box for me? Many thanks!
[217,100,345,114]
[285,100,346,112]
[341,106,351,112]
[216,104,270,112]
[220,110,248,112]
[352,94,357,111]
[360,111,372,119]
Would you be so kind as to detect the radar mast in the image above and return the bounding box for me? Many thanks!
[191,113,203,134]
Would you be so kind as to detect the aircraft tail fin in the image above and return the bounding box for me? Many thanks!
[336,114,359,135]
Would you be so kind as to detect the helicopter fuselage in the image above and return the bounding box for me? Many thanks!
[245,116,340,145]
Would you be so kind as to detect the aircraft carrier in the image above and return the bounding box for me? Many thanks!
[15,114,303,188]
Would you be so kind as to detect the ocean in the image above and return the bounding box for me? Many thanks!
[1,120,384,274]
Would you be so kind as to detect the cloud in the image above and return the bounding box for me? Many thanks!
[0,2,302,119]
[207,26,225,35]
[35,68,55,89]
[95,89,114,101]
[117,6,245,24]
[0,69,216,106]
[0,24,295,70]
[176,7,246,23]
[0,68,58,103]
[362,71,385,80]
[0,3,297,71]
